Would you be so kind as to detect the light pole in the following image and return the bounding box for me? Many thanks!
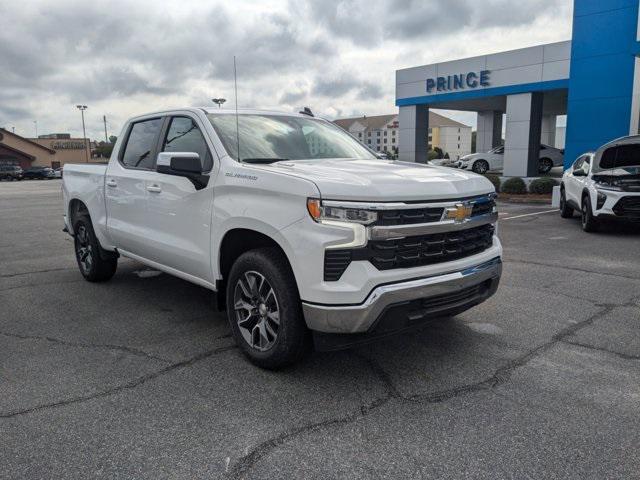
[212,98,226,108]
[76,105,89,163]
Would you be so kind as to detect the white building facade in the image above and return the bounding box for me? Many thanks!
[334,112,471,160]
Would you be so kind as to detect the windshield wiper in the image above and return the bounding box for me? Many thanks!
[241,158,289,164]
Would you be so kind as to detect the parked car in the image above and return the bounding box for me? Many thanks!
[62,108,502,369]
[23,166,55,180]
[560,135,640,231]
[54,167,63,178]
[429,157,457,168]
[0,165,23,181]
[456,144,564,174]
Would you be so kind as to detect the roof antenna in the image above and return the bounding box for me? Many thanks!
[234,55,241,162]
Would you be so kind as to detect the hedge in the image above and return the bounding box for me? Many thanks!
[528,177,558,194]
[483,174,501,193]
[501,177,527,194]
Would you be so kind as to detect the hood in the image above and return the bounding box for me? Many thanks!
[261,158,494,201]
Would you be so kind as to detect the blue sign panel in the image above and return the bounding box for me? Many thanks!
[426,70,491,93]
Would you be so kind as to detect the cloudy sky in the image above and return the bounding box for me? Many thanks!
[1,0,572,141]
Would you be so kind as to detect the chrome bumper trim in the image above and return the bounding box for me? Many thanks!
[368,211,498,240]
[303,257,502,333]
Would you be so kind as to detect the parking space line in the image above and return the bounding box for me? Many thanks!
[501,209,558,220]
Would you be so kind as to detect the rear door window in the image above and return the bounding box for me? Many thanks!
[121,118,163,170]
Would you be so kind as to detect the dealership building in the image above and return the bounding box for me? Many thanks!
[396,0,640,176]
[0,129,100,169]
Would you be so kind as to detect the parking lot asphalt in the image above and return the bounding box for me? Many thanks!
[1,179,639,479]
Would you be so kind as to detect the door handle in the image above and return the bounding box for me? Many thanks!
[106,179,117,188]
[146,184,162,193]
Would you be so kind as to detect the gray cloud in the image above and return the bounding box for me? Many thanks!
[0,0,571,136]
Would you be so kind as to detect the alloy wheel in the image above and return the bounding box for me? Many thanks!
[233,271,280,352]
[75,225,93,274]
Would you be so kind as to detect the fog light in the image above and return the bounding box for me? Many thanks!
[596,191,607,210]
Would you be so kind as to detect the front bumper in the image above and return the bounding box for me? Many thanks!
[303,256,501,336]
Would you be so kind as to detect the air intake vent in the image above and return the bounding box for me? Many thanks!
[324,250,353,281]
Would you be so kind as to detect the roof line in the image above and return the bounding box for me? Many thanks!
[0,143,36,161]
[0,129,57,154]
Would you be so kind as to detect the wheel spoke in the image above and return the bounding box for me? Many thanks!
[238,276,252,298]
[264,320,277,339]
[267,310,280,325]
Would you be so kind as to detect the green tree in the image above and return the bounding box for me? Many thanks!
[471,131,477,153]
[108,135,117,144]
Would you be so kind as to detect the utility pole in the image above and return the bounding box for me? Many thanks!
[76,105,89,163]
[33,120,38,137]
[103,115,108,143]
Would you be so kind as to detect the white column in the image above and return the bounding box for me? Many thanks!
[541,115,557,146]
[398,105,429,163]
[476,111,502,153]
[504,92,543,177]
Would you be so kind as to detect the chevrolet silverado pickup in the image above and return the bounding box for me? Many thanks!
[62,108,502,369]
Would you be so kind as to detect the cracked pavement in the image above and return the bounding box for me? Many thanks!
[1,180,639,479]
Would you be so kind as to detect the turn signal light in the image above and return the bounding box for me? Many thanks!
[307,198,322,221]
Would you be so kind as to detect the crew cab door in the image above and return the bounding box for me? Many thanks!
[142,115,215,282]
[105,117,164,255]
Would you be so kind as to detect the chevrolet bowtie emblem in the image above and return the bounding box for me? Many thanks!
[444,203,473,222]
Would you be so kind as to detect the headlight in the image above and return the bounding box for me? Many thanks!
[307,198,378,225]
[595,181,622,192]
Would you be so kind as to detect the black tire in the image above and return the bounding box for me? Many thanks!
[472,160,489,174]
[559,187,573,218]
[581,195,599,233]
[538,158,553,174]
[226,247,308,370]
[73,214,117,282]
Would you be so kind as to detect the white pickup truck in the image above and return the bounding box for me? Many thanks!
[62,108,502,369]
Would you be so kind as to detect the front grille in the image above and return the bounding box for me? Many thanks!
[371,196,495,227]
[323,224,495,280]
[472,198,494,216]
[376,207,443,226]
[362,224,495,271]
[613,196,640,220]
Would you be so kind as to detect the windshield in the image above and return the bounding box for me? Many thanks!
[207,113,376,162]
[596,144,640,172]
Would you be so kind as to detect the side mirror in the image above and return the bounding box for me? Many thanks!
[573,169,586,177]
[156,152,209,190]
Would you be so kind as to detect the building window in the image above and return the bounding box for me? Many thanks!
[377,139,380,144]
[458,128,460,133]
[377,131,380,137]
[368,132,371,137]
[384,130,387,136]
[458,144,460,149]
[392,138,395,143]
[458,136,460,141]
[358,132,362,137]
[392,130,396,135]
[376,146,380,151]
[384,138,387,144]
[368,139,371,144]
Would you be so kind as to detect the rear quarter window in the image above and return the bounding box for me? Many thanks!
[120,118,163,170]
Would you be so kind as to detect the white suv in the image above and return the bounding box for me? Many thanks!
[457,144,564,174]
[560,135,640,232]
